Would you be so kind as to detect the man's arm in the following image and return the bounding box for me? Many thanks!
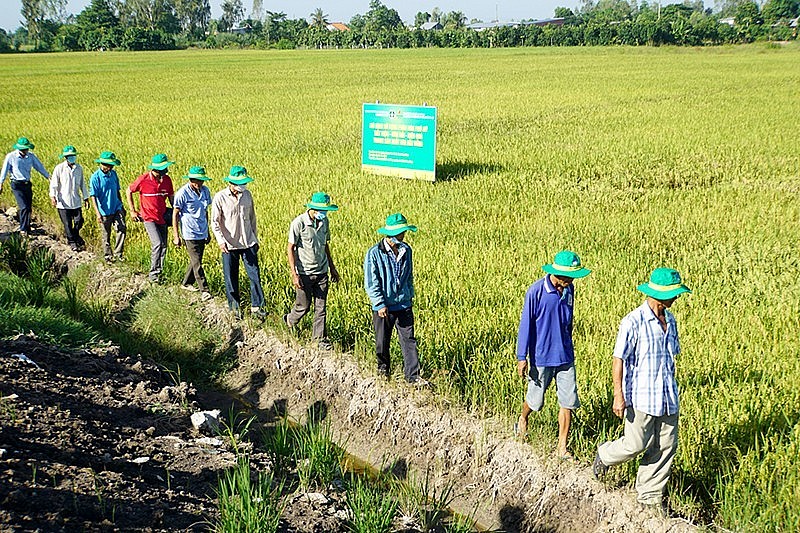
[516,287,536,377]
[126,187,140,221]
[31,154,50,179]
[612,357,625,419]
[287,242,302,289]
[48,165,59,207]
[0,153,11,191]
[172,206,182,246]
[364,248,386,315]
[210,198,228,253]
[325,243,339,283]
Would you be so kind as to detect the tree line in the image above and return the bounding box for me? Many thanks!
[1,0,797,52]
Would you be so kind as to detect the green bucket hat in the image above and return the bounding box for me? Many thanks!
[94,151,121,166]
[377,213,417,236]
[182,165,212,181]
[306,191,339,212]
[637,268,691,300]
[149,153,175,171]
[223,165,253,185]
[14,137,35,151]
[542,250,591,279]
[61,145,78,158]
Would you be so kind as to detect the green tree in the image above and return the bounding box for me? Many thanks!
[174,0,210,37]
[414,11,430,27]
[364,0,402,31]
[761,0,799,23]
[219,0,244,31]
[310,7,328,28]
[554,6,575,18]
[441,10,466,29]
[734,0,762,40]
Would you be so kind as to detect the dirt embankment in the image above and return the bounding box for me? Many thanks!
[0,212,695,532]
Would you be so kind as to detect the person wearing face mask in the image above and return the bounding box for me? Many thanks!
[89,151,126,262]
[285,191,340,351]
[514,250,591,461]
[593,268,691,514]
[363,213,426,385]
[0,137,51,236]
[49,145,88,251]
[127,154,176,283]
[172,166,213,301]
[211,166,266,320]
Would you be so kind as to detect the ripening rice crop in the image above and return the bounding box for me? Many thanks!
[1,44,799,530]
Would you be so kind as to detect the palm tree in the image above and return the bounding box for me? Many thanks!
[310,7,329,28]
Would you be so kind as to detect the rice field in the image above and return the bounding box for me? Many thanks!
[1,44,799,530]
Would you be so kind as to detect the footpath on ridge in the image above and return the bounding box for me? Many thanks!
[0,210,695,532]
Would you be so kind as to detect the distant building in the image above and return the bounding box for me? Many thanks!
[230,24,252,35]
[466,18,565,31]
[420,21,443,31]
[326,22,350,31]
[719,17,735,26]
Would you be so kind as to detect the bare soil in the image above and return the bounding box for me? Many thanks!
[0,211,697,532]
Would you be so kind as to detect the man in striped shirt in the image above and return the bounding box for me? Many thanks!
[593,267,691,511]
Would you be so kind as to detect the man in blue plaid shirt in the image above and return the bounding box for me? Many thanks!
[593,267,691,512]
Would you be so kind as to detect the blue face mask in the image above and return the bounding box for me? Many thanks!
[315,211,327,221]
[388,237,400,246]
[66,155,77,164]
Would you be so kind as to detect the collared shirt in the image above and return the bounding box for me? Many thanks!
[211,187,258,250]
[49,160,87,209]
[613,301,681,417]
[173,183,211,240]
[1,150,50,184]
[516,275,575,367]
[89,168,123,216]
[363,239,414,312]
[129,172,174,223]
[288,212,330,275]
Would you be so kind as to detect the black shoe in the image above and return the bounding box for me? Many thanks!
[592,452,609,479]
[283,313,294,330]
[377,365,389,379]
[318,338,333,351]
[251,307,267,320]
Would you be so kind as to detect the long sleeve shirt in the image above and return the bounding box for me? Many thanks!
[211,187,258,250]
[516,275,575,367]
[613,301,681,417]
[363,239,414,312]
[49,161,87,209]
[1,151,50,185]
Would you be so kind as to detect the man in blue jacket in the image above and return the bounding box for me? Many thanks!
[515,250,591,459]
[363,213,424,384]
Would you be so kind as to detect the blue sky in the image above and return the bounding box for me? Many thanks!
[2,0,583,32]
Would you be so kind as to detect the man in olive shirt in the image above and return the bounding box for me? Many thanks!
[285,191,340,351]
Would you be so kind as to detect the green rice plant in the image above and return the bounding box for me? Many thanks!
[394,467,456,532]
[215,456,284,533]
[261,417,297,480]
[346,475,398,533]
[294,418,344,491]
[218,408,256,456]
[61,276,80,318]
[21,247,57,306]
[0,233,29,277]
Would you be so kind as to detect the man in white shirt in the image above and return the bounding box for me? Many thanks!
[49,145,88,251]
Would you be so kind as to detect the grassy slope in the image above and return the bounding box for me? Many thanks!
[1,45,799,529]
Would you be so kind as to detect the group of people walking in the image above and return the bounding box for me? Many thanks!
[515,250,691,511]
[1,136,690,509]
[0,136,426,383]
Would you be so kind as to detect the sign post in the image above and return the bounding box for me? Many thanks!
[361,103,437,182]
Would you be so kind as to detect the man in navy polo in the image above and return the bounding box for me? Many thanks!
[515,250,591,459]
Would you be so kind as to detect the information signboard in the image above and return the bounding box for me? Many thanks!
[361,103,437,182]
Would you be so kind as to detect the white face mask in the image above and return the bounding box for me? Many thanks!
[315,211,327,221]
[234,184,247,193]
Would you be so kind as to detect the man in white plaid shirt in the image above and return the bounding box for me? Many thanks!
[593,267,691,512]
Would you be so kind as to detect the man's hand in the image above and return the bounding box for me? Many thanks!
[377,307,388,318]
[330,265,340,283]
[83,199,90,209]
[292,272,303,290]
[50,197,57,208]
[517,360,528,378]
[173,236,182,247]
[96,214,103,223]
[612,392,626,419]
[131,210,142,222]
[218,242,228,254]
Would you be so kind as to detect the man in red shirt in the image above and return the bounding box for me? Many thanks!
[127,153,175,283]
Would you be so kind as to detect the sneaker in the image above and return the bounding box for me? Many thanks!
[377,365,389,379]
[232,307,243,320]
[592,452,609,479]
[251,307,267,320]
[407,377,430,388]
[104,255,113,263]
[200,291,212,301]
[318,339,333,351]
[180,284,199,292]
[283,313,294,330]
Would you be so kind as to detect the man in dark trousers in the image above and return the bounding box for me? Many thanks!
[363,213,426,385]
